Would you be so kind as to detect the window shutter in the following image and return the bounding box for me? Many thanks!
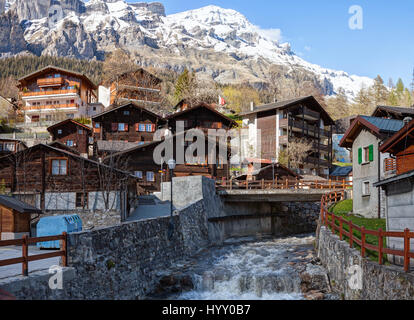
[124,123,129,132]
[135,123,139,132]
[112,123,118,132]
[151,124,156,132]
[358,148,363,164]
[369,145,374,162]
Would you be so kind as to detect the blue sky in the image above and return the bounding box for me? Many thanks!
[126,0,414,87]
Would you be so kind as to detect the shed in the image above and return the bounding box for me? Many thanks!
[0,195,43,240]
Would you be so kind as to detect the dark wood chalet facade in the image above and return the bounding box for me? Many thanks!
[0,139,27,157]
[0,144,138,225]
[107,68,162,107]
[91,102,166,154]
[241,96,335,177]
[106,132,231,193]
[166,103,238,134]
[372,106,414,121]
[47,119,93,156]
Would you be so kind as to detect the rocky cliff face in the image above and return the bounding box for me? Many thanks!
[0,0,373,98]
[0,9,27,55]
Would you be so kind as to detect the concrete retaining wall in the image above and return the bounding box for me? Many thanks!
[0,200,209,300]
[317,225,414,300]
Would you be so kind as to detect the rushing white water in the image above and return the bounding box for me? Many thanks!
[174,235,317,300]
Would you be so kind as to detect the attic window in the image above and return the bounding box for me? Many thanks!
[51,159,68,176]
[58,129,62,135]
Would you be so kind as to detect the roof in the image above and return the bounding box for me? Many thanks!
[374,169,414,188]
[339,116,404,148]
[97,140,146,153]
[91,101,165,121]
[240,96,334,125]
[380,119,414,154]
[166,103,238,127]
[116,68,162,84]
[330,166,353,177]
[48,141,81,155]
[47,119,92,133]
[252,164,299,178]
[372,105,414,118]
[0,195,43,214]
[18,65,97,90]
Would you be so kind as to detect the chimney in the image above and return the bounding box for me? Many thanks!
[250,101,254,111]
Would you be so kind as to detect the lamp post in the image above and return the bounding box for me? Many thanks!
[167,159,176,240]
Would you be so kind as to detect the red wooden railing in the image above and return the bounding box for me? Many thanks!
[321,192,414,272]
[216,178,353,191]
[0,233,67,276]
[384,158,397,172]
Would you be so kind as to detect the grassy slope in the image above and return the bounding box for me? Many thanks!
[329,199,387,262]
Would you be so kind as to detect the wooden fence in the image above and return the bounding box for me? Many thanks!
[321,191,414,272]
[0,233,67,277]
[216,178,353,191]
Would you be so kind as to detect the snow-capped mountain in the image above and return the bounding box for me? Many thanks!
[0,0,373,98]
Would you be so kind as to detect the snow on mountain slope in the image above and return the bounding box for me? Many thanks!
[2,0,374,98]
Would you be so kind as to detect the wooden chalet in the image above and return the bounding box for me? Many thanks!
[105,131,231,193]
[166,103,238,134]
[91,102,166,147]
[0,138,27,157]
[105,68,162,107]
[47,119,93,156]
[372,106,414,121]
[0,195,43,240]
[0,144,138,225]
[236,162,299,181]
[380,119,414,175]
[18,65,97,123]
[241,96,335,177]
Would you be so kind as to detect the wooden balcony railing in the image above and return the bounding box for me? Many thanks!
[21,89,79,97]
[279,119,331,138]
[0,233,67,277]
[384,158,397,172]
[321,191,414,273]
[26,103,79,111]
[37,77,64,87]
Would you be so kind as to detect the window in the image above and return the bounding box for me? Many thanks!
[134,171,143,179]
[118,123,128,132]
[46,115,52,121]
[138,124,146,132]
[95,123,100,128]
[67,114,74,119]
[358,145,374,164]
[89,137,94,144]
[146,171,155,182]
[66,140,74,147]
[51,159,68,175]
[362,181,370,196]
[146,124,154,132]
[0,143,2,151]
[76,193,88,208]
[4,143,14,152]
[58,129,62,135]
[123,111,130,116]
[78,129,83,135]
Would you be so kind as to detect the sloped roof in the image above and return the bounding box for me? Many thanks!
[47,119,92,133]
[339,116,404,148]
[92,101,165,121]
[372,105,414,118]
[166,103,238,127]
[97,140,146,153]
[330,166,353,177]
[380,119,414,154]
[0,195,43,214]
[18,65,97,90]
[240,96,334,125]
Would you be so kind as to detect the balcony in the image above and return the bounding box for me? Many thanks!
[21,89,79,97]
[25,103,79,112]
[293,107,320,121]
[280,118,331,138]
[305,156,331,168]
[37,77,64,87]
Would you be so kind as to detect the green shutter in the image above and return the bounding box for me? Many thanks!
[358,148,363,164]
[369,145,374,162]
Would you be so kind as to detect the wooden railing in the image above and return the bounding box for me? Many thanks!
[21,89,78,97]
[216,178,353,190]
[321,191,414,273]
[0,233,67,277]
[384,158,397,172]
[26,103,79,111]
[37,77,64,87]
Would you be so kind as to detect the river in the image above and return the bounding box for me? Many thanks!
[149,234,337,300]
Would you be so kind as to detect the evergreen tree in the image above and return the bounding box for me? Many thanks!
[173,68,196,104]
[396,78,405,97]
[372,75,388,106]
[387,89,399,106]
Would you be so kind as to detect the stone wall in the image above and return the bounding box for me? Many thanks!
[0,200,209,300]
[317,225,414,300]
